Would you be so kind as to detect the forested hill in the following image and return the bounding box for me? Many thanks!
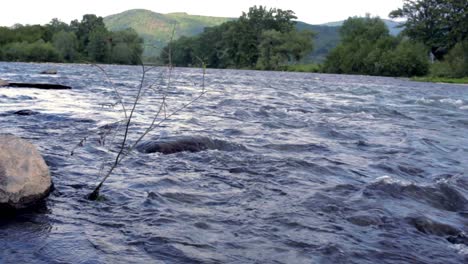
[104,9,342,62]
[104,9,232,59]
[296,22,340,62]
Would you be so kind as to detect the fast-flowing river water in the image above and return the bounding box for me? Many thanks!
[0,62,467,263]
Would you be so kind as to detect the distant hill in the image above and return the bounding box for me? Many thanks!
[321,19,403,35]
[296,22,340,62]
[104,9,232,58]
[104,9,401,63]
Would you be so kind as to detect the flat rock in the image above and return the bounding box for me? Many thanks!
[0,134,52,209]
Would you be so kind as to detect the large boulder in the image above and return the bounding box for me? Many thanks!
[137,136,247,154]
[0,134,52,209]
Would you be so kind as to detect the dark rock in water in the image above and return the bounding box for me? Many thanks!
[137,136,247,154]
[447,234,468,246]
[13,109,39,116]
[407,216,460,236]
[6,83,71,90]
[40,69,57,74]
[0,134,52,209]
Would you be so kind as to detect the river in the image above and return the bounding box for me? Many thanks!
[0,62,467,263]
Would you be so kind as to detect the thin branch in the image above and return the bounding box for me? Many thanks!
[91,64,128,120]
[89,64,147,200]
[88,24,175,199]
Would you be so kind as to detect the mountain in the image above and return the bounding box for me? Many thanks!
[321,19,403,35]
[104,9,341,62]
[104,9,232,58]
[104,9,401,63]
[296,22,340,62]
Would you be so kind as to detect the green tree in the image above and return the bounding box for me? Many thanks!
[323,16,429,77]
[87,27,111,63]
[109,28,143,64]
[381,40,429,77]
[160,6,313,70]
[257,30,314,70]
[2,41,60,62]
[3,42,29,61]
[390,0,468,59]
[0,13,143,65]
[76,14,107,52]
[52,30,79,62]
[430,41,468,78]
[27,40,61,62]
[340,15,389,42]
[0,27,15,45]
[444,41,468,77]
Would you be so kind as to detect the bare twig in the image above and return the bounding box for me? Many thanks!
[87,22,209,200]
[91,64,128,120]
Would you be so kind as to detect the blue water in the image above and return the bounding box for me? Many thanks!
[1,62,467,263]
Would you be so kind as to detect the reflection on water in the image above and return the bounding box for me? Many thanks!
[1,62,467,263]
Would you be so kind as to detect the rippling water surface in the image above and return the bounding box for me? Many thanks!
[1,62,467,263]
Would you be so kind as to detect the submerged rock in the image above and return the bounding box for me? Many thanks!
[407,216,460,236]
[0,134,52,209]
[13,109,40,116]
[40,69,57,74]
[137,136,247,154]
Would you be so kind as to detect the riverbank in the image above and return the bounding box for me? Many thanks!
[411,76,468,85]
[282,64,321,73]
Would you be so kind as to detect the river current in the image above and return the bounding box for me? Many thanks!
[0,62,467,263]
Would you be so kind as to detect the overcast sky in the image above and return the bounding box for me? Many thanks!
[0,0,405,26]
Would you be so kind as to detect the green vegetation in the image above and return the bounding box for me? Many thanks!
[322,15,429,77]
[295,22,340,62]
[411,76,468,84]
[322,0,467,79]
[1,1,464,78]
[283,64,321,72]
[322,19,403,35]
[103,9,343,64]
[390,0,468,80]
[159,6,314,70]
[104,9,232,60]
[0,15,143,64]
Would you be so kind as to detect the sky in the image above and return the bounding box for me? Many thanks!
[0,0,405,27]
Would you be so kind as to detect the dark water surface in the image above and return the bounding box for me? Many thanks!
[0,62,467,263]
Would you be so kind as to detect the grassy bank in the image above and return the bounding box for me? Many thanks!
[411,76,468,84]
[282,64,321,73]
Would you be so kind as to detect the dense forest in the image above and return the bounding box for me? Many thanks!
[0,0,466,79]
[159,6,314,70]
[163,1,466,78]
[323,0,467,78]
[0,15,143,65]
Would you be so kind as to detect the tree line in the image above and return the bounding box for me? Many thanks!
[0,15,143,65]
[322,16,430,77]
[160,6,314,70]
[323,0,467,78]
